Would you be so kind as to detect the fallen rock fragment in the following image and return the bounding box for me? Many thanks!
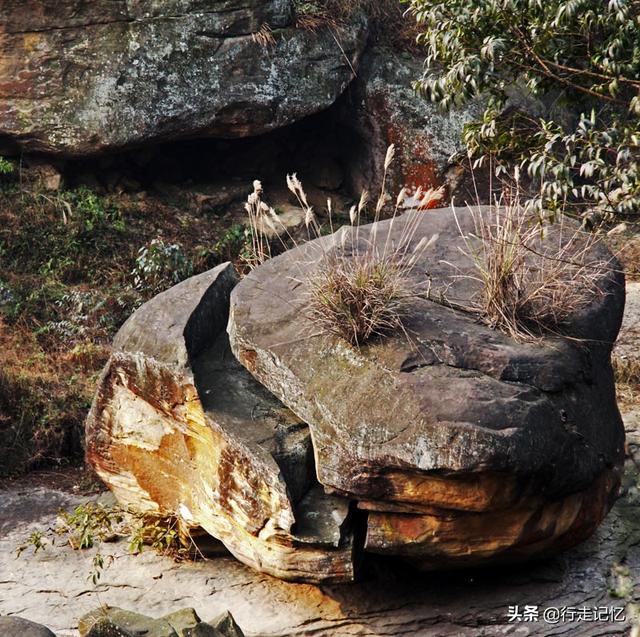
[0,616,57,637]
[79,607,245,637]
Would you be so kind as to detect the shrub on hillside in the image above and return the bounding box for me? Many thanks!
[132,239,194,296]
[405,0,640,220]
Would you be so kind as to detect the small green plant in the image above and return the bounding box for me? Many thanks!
[90,552,106,585]
[57,503,124,549]
[132,239,194,296]
[211,223,249,261]
[63,186,124,233]
[0,157,14,176]
[24,502,191,558]
[15,530,47,557]
[127,516,184,557]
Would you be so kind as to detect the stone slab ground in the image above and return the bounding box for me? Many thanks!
[1,406,639,637]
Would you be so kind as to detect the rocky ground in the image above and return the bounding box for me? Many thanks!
[1,283,638,637]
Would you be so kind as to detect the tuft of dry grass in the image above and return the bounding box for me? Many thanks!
[251,23,276,47]
[307,255,410,344]
[455,200,613,341]
[244,145,440,346]
[243,180,279,268]
[615,235,640,280]
[305,147,439,345]
[613,355,640,388]
[613,353,640,406]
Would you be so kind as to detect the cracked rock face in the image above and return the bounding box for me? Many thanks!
[228,206,626,569]
[86,263,355,584]
[338,47,484,197]
[0,0,368,155]
[86,209,626,580]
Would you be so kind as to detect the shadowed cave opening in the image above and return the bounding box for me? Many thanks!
[44,94,375,215]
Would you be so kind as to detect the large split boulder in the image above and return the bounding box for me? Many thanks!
[0,1,368,155]
[85,263,355,583]
[228,206,626,569]
[87,207,625,578]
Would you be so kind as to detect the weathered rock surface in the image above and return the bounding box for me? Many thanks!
[0,616,57,637]
[1,452,640,637]
[0,1,367,155]
[229,206,626,568]
[86,263,355,583]
[339,48,484,197]
[78,606,244,637]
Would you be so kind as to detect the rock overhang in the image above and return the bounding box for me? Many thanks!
[0,1,369,155]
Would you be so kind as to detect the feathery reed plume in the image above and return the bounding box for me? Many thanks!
[384,144,396,171]
[244,145,440,346]
[452,196,612,341]
[244,180,273,268]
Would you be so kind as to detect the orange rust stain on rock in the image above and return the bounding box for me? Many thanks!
[381,113,444,196]
[111,429,192,515]
[241,349,258,374]
[379,470,523,513]
[403,161,440,193]
[365,467,621,567]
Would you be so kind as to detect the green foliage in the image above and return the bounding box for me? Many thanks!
[0,177,236,478]
[15,530,46,557]
[16,504,189,585]
[132,239,194,296]
[127,517,183,556]
[0,361,90,476]
[0,186,126,283]
[210,223,249,261]
[405,0,640,219]
[62,186,124,233]
[295,1,325,14]
[54,503,186,558]
[57,503,124,549]
[90,552,109,585]
[0,157,14,176]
